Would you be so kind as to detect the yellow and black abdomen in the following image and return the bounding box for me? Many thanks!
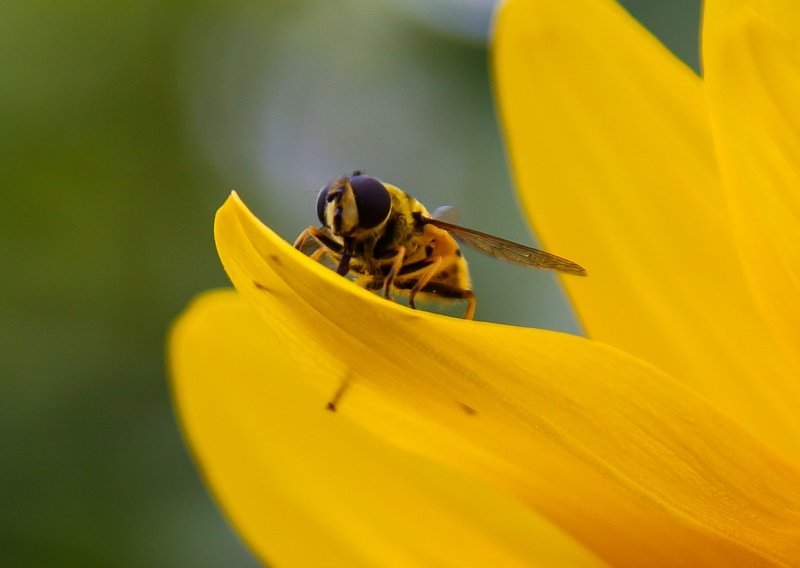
[395,223,471,288]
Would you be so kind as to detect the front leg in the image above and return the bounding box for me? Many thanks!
[382,245,406,299]
[293,226,315,250]
[337,236,356,276]
[293,226,343,253]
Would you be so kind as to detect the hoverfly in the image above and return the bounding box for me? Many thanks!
[294,172,586,319]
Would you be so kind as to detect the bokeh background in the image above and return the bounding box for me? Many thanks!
[1,0,700,565]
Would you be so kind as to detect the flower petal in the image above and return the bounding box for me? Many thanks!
[704,10,800,392]
[170,290,602,567]
[198,193,800,565]
[703,0,800,42]
[493,0,800,460]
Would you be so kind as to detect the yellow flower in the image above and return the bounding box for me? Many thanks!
[169,0,800,565]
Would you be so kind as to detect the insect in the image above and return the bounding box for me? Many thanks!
[294,172,586,319]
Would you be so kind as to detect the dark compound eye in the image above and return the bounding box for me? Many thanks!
[349,175,391,229]
[316,180,334,224]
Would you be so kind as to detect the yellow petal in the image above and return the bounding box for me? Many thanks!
[704,10,800,393]
[703,0,800,43]
[195,192,800,565]
[170,290,602,567]
[493,0,800,460]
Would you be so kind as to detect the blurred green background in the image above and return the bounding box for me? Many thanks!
[1,0,699,565]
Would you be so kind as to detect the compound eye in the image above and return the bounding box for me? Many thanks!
[349,175,391,229]
[316,181,334,224]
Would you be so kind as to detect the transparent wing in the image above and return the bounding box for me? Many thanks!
[430,205,461,224]
[424,218,587,276]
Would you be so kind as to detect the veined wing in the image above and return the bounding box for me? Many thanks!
[424,218,587,276]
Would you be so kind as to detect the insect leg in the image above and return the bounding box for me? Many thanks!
[309,248,326,262]
[408,257,443,310]
[294,226,344,251]
[463,291,476,320]
[336,237,356,276]
[293,226,315,249]
[294,226,345,266]
[382,245,407,299]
